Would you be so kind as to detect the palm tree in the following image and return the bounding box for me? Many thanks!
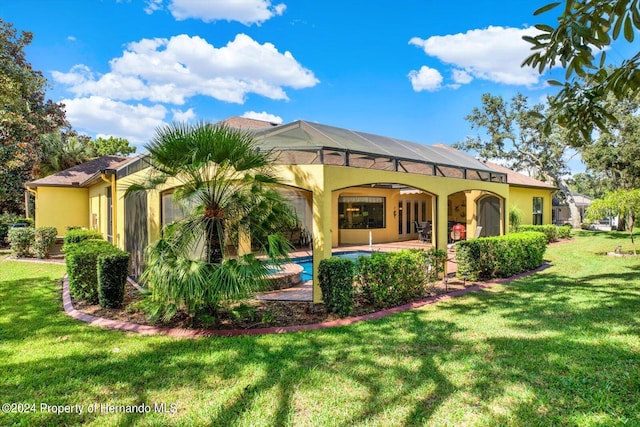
[129,122,297,320]
[35,131,93,177]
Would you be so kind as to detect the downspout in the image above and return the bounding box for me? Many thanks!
[100,169,117,246]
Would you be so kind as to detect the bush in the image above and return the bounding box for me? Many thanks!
[97,251,130,308]
[0,223,8,245]
[557,224,572,239]
[7,227,35,257]
[65,239,118,303]
[517,224,558,243]
[455,231,547,281]
[357,249,431,308]
[34,227,58,259]
[318,257,355,317]
[63,229,103,252]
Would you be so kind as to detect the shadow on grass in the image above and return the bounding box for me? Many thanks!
[2,256,640,425]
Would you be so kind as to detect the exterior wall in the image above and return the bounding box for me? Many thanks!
[508,186,555,226]
[34,187,89,236]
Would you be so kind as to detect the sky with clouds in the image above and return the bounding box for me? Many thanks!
[5,1,635,171]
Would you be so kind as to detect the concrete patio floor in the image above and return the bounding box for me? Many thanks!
[257,240,464,302]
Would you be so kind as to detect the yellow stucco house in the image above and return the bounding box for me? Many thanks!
[27,117,556,302]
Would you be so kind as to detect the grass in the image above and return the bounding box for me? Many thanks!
[1,231,639,426]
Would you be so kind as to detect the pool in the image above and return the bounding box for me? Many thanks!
[293,250,372,282]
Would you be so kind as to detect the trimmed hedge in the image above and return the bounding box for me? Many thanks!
[7,227,35,257]
[357,249,431,308]
[455,231,547,281]
[0,223,8,245]
[97,252,130,308]
[557,224,572,239]
[318,257,355,317]
[516,224,558,243]
[63,229,104,252]
[65,239,119,303]
[34,227,58,259]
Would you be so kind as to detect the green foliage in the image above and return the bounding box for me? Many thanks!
[517,224,559,243]
[89,136,136,156]
[557,224,572,239]
[0,19,66,213]
[62,229,103,252]
[33,226,57,259]
[509,206,522,232]
[7,227,35,257]
[318,257,355,317]
[523,1,640,142]
[65,239,118,303]
[97,251,130,309]
[357,250,431,309]
[586,188,640,253]
[455,232,547,281]
[0,224,8,245]
[129,122,297,320]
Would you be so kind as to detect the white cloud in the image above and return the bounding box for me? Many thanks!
[452,69,473,84]
[408,66,443,92]
[409,26,542,87]
[62,96,167,145]
[172,108,196,122]
[53,33,318,105]
[146,0,286,25]
[242,111,283,123]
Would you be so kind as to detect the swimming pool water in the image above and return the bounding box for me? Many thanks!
[293,250,372,282]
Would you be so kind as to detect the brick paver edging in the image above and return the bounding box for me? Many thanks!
[61,263,552,338]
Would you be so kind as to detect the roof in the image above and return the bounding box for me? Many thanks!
[253,120,498,173]
[478,159,557,190]
[218,116,281,130]
[27,156,133,188]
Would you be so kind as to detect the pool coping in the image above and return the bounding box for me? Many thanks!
[61,263,552,338]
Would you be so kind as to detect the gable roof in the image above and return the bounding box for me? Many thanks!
[478,159,557,190]
[252,120,498,173]
[27,156,133,188]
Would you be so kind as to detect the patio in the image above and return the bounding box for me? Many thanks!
[257,240,463,302]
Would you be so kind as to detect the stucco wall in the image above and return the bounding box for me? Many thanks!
[34,187,89,236]
[508,186,555,226]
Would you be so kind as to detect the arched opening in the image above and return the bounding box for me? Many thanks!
[477,195,502,237]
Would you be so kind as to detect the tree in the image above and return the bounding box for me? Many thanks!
[0,19,66,213]
[455,93,583,228]
[34,130,92,177]
[586,189,640,253]
[523,1,640,142]
[579,94,640,190]
[128,122,297,320]
[88,136,136,157]
[566,172,610,199]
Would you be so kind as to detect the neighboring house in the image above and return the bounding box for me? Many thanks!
[27,117,557,302]
[552,193,592,225]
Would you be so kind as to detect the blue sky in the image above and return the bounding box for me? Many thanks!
[4,1,636,172]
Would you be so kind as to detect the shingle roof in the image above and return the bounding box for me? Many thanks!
[27,156,133,188]
[218,116,281,130]
[479,159,557,189]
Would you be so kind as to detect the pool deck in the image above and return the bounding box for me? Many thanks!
[257,240,462,302]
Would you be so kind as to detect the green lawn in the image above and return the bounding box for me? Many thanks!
[1,231,639,426]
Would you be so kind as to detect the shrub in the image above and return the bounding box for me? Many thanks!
[33,227,58,259]
[517,224,558,243]
[425,248,448,282]
[63,229,103,252]
[455,231,547,281]
[318,257,355,317]
[7,227,35,257]
[97,251,130,308]
[65,239,118,303]
[557,224,572,239]
[0,223,8,245]
[357,249,430,308]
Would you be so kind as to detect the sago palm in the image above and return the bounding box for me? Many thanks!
[129,122,298,320]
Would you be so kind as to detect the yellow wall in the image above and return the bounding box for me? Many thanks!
[34,187,89,236]
[89,182,111,241]
[508,186,555,226]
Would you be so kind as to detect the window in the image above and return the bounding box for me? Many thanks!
[533,197,543,225]
[338,196,386,229]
